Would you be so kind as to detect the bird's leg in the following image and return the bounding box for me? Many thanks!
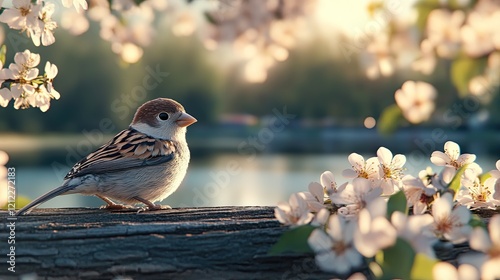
[96,194,134,210]
[133,196,171,212]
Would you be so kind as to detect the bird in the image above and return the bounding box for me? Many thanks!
[16,98,197,215]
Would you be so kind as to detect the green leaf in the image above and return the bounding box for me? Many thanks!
[377,104,402,135]
[479,172,492,184]
[0,45,6,66]
[469,214,486,229]
[268,225,315,255]
[447,165,468,199]
[410,253,438,280]
[386,191,408,219]
[451,56,488,97]
[374,238,415,280]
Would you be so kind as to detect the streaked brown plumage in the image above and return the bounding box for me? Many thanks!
[17,98,196,215]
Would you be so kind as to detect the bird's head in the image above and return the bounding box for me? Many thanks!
[130,98,197,141]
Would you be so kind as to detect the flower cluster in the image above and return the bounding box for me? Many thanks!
[0,0,67,111]
[363,0,500,100]
[0,150,8,207]
[0,50,59,112]
[201,0,316,83]
[422,0,500,98]
[274,141,500,278]
[73,0,166,64]
[0,0,58,46]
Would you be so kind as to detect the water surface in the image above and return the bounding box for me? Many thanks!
[15,153,497,208]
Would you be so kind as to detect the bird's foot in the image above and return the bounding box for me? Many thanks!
[137,204,172,213]
[96,195,135,211]
[133,196,171,213]
[100,203,135,210]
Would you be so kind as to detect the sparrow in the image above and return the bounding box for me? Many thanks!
[16,98,197,215]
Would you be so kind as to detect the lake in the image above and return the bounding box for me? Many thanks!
[13,153,498,209]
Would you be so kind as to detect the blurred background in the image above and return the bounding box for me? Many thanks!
[0,0,499,208]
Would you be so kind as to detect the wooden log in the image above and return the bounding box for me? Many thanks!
[0,207,335,279]
[1,207,496,279]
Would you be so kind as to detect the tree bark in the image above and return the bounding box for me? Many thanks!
[1,207,496,279]
[0,207,333,280]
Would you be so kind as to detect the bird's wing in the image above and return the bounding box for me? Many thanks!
[65,129,176,179]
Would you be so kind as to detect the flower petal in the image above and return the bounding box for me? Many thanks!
[431,151,450,166]
[392,154,406,168]
[377,147,393,166]
[432,193,453,220]
[342,169,358,178]
[308,182,324,203]
[457,154,477,166]
[481,258,500,280]
[308,228,332,253]
[348,153,365,171]
[488,215,500,247]
[469,227,492,253]
[327,214,344,241]
[433,262,458,280]
[321,171,336,192]
[444,141,460,160]
[311,208,330,227]
[453,205,471,225]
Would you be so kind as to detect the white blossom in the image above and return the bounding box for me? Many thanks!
[457,168,499,209]
[431,141,476,170]
[377,147,406,195]
[353,197,397,257]
[402,175,437,215]
[31,3,57,47]
[330,178,382,218]
[0,0,40,31]
[274,193,313,227]
[394,81,436,124]
[308,214,363,274]
[431,193,471,244]
[342,153,379,181]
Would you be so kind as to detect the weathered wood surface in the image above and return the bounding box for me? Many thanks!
[0,207,334,280]
[0,207,496,280]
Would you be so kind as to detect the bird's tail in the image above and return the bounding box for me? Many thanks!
[16,184,76,216]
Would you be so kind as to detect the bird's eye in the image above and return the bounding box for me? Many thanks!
[158,112,169,121]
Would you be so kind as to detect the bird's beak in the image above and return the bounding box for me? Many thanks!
[176,112,197,127]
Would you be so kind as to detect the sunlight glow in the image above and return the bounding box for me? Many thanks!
[364,117,376,129]
[314,0,372,34]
